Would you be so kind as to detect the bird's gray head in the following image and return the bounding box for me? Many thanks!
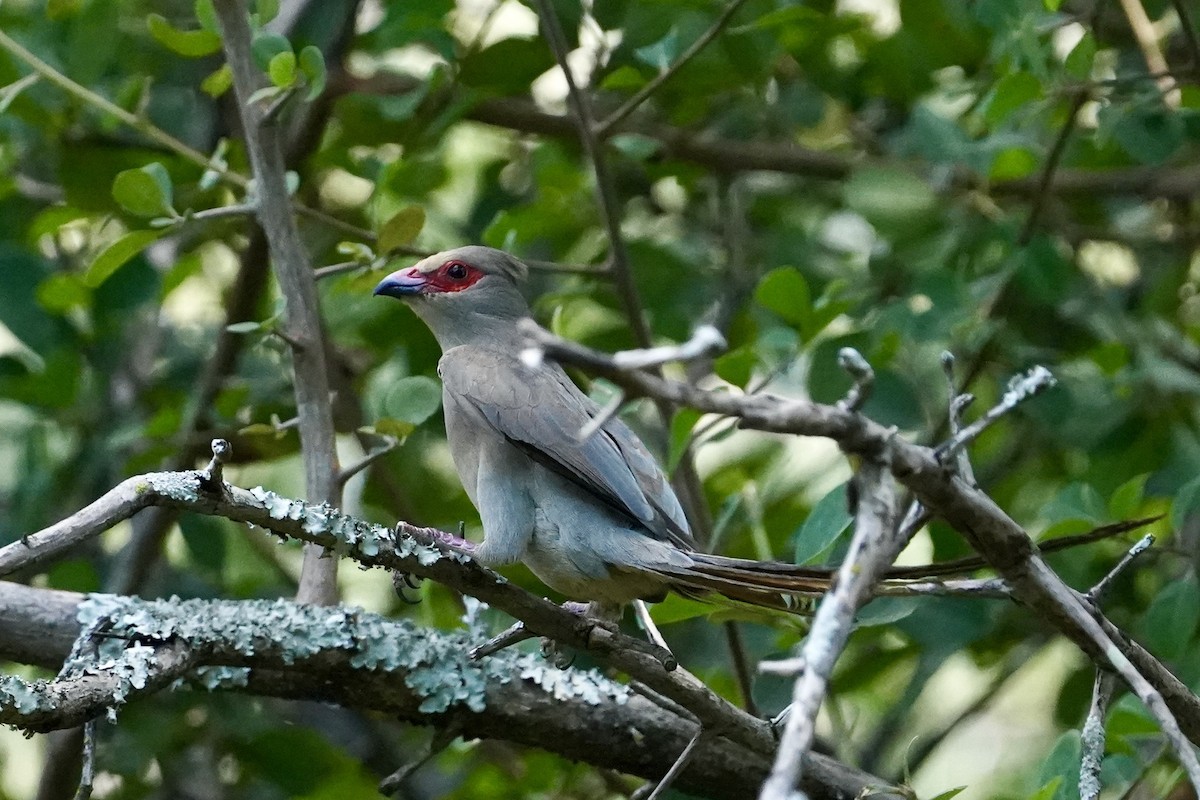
[373,245,531,348]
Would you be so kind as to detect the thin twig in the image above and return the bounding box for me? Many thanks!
[596,0,751,136]
[1086,533,1155,604]
[1080,670,1117,800]
[760,459,899,798]
[72,721,95,800]
[469,620,536,660]
[836,348,874,412]
[635,727,707,800]
[213,0,342,605]
[934,366,1056,462]
[1019,89,1088,244]
[0,27,373,244]
[338,438,400,487]
[1116,0,1181,106]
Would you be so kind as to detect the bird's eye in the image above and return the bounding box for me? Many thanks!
[446,262,468,280]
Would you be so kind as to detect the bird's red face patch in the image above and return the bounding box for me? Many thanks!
[421,260,485,294]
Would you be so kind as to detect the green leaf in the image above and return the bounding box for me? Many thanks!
[383,375,442,426]
[377,206,426,253]
[298,45,327,100]
[225,321,264,334]
[36,273,89,314]
[371,418,417,439]
[979,71,1042,127]
[926,787,967,800]
[201,65,233,98]
[240,422,285,439]
[843,167,938,235]
[1140,571,1200,659]
[1064,32,1096,79]
[194,0,218,31]
[756,267,811,330]
[794,483,852,565]
[255,0,280,24]
[989,146,1038,180]
[1108,474,1148,520]
[714,347,756,388]
[179,515,228,574]
[1171,474,1200,531]
[251,31,291,71]
[147,14,221,57]
[85,230,164,288]
[646,593,716,625]
[112,163,175,218]
[667,408,702,472]
[600,65,645,91]
[268,50,296,88]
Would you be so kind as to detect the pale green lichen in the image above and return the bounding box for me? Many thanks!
[245,485,460,566]
[66,594,627,719]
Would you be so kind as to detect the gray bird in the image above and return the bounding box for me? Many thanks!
[374,246,836,619]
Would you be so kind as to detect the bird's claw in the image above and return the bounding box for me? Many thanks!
[392,571,423,604]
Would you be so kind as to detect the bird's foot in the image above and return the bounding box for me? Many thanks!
[391,570,423,604]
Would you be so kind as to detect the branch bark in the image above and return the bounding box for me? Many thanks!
[212,0,340,604]
[0,582,896,800]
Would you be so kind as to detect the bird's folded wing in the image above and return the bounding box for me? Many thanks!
[440,346,695,550]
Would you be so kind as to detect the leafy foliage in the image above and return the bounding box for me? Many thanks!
[0,0,1198,798]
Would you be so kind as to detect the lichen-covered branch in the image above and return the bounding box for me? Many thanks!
[0,582,895,800]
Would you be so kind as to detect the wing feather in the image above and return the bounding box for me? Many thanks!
[440,346,694,550]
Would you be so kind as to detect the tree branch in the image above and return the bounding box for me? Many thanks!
[517,323,1200,754]
[211,1,341,604]
[0,582,898,800]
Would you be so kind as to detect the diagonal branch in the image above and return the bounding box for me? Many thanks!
[759,459,900,798]
[518,323,1200,754]
[596,0,751,137]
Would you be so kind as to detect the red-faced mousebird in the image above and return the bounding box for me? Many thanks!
[373,245,848,623]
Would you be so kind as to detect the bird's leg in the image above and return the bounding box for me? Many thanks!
[633,599,672,654]
[392,521,476,600]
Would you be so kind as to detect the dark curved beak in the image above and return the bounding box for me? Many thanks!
[373,267,426,298]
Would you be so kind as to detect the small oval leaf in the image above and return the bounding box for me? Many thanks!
[268,50,296,88]
[383,375,442,426]
[147,13,221,57]
[794,483,852,565]
[298,45,326,101]
[112,163,174,218]
[86,230,164,287]
[377,206,426,253]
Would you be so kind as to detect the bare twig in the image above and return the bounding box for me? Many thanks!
[213,0,341,605]
[0,28,371,244]
[1116,0,1181,106]
[516,327,1200,755]
[338,438,400,487]
[1080,670,1117,800]
[1086,533,1155,604]
[635,727,707,800]
[379,725,460,795]
[934,366,1056,463]
[72,720,95,800]
[469,620,536,660]
[836,348,874,412]
[596,0,751,136]
[1019,90,1089,244]
[941,352,976,484]
[634,599,671,653]
[760,459,900,798]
